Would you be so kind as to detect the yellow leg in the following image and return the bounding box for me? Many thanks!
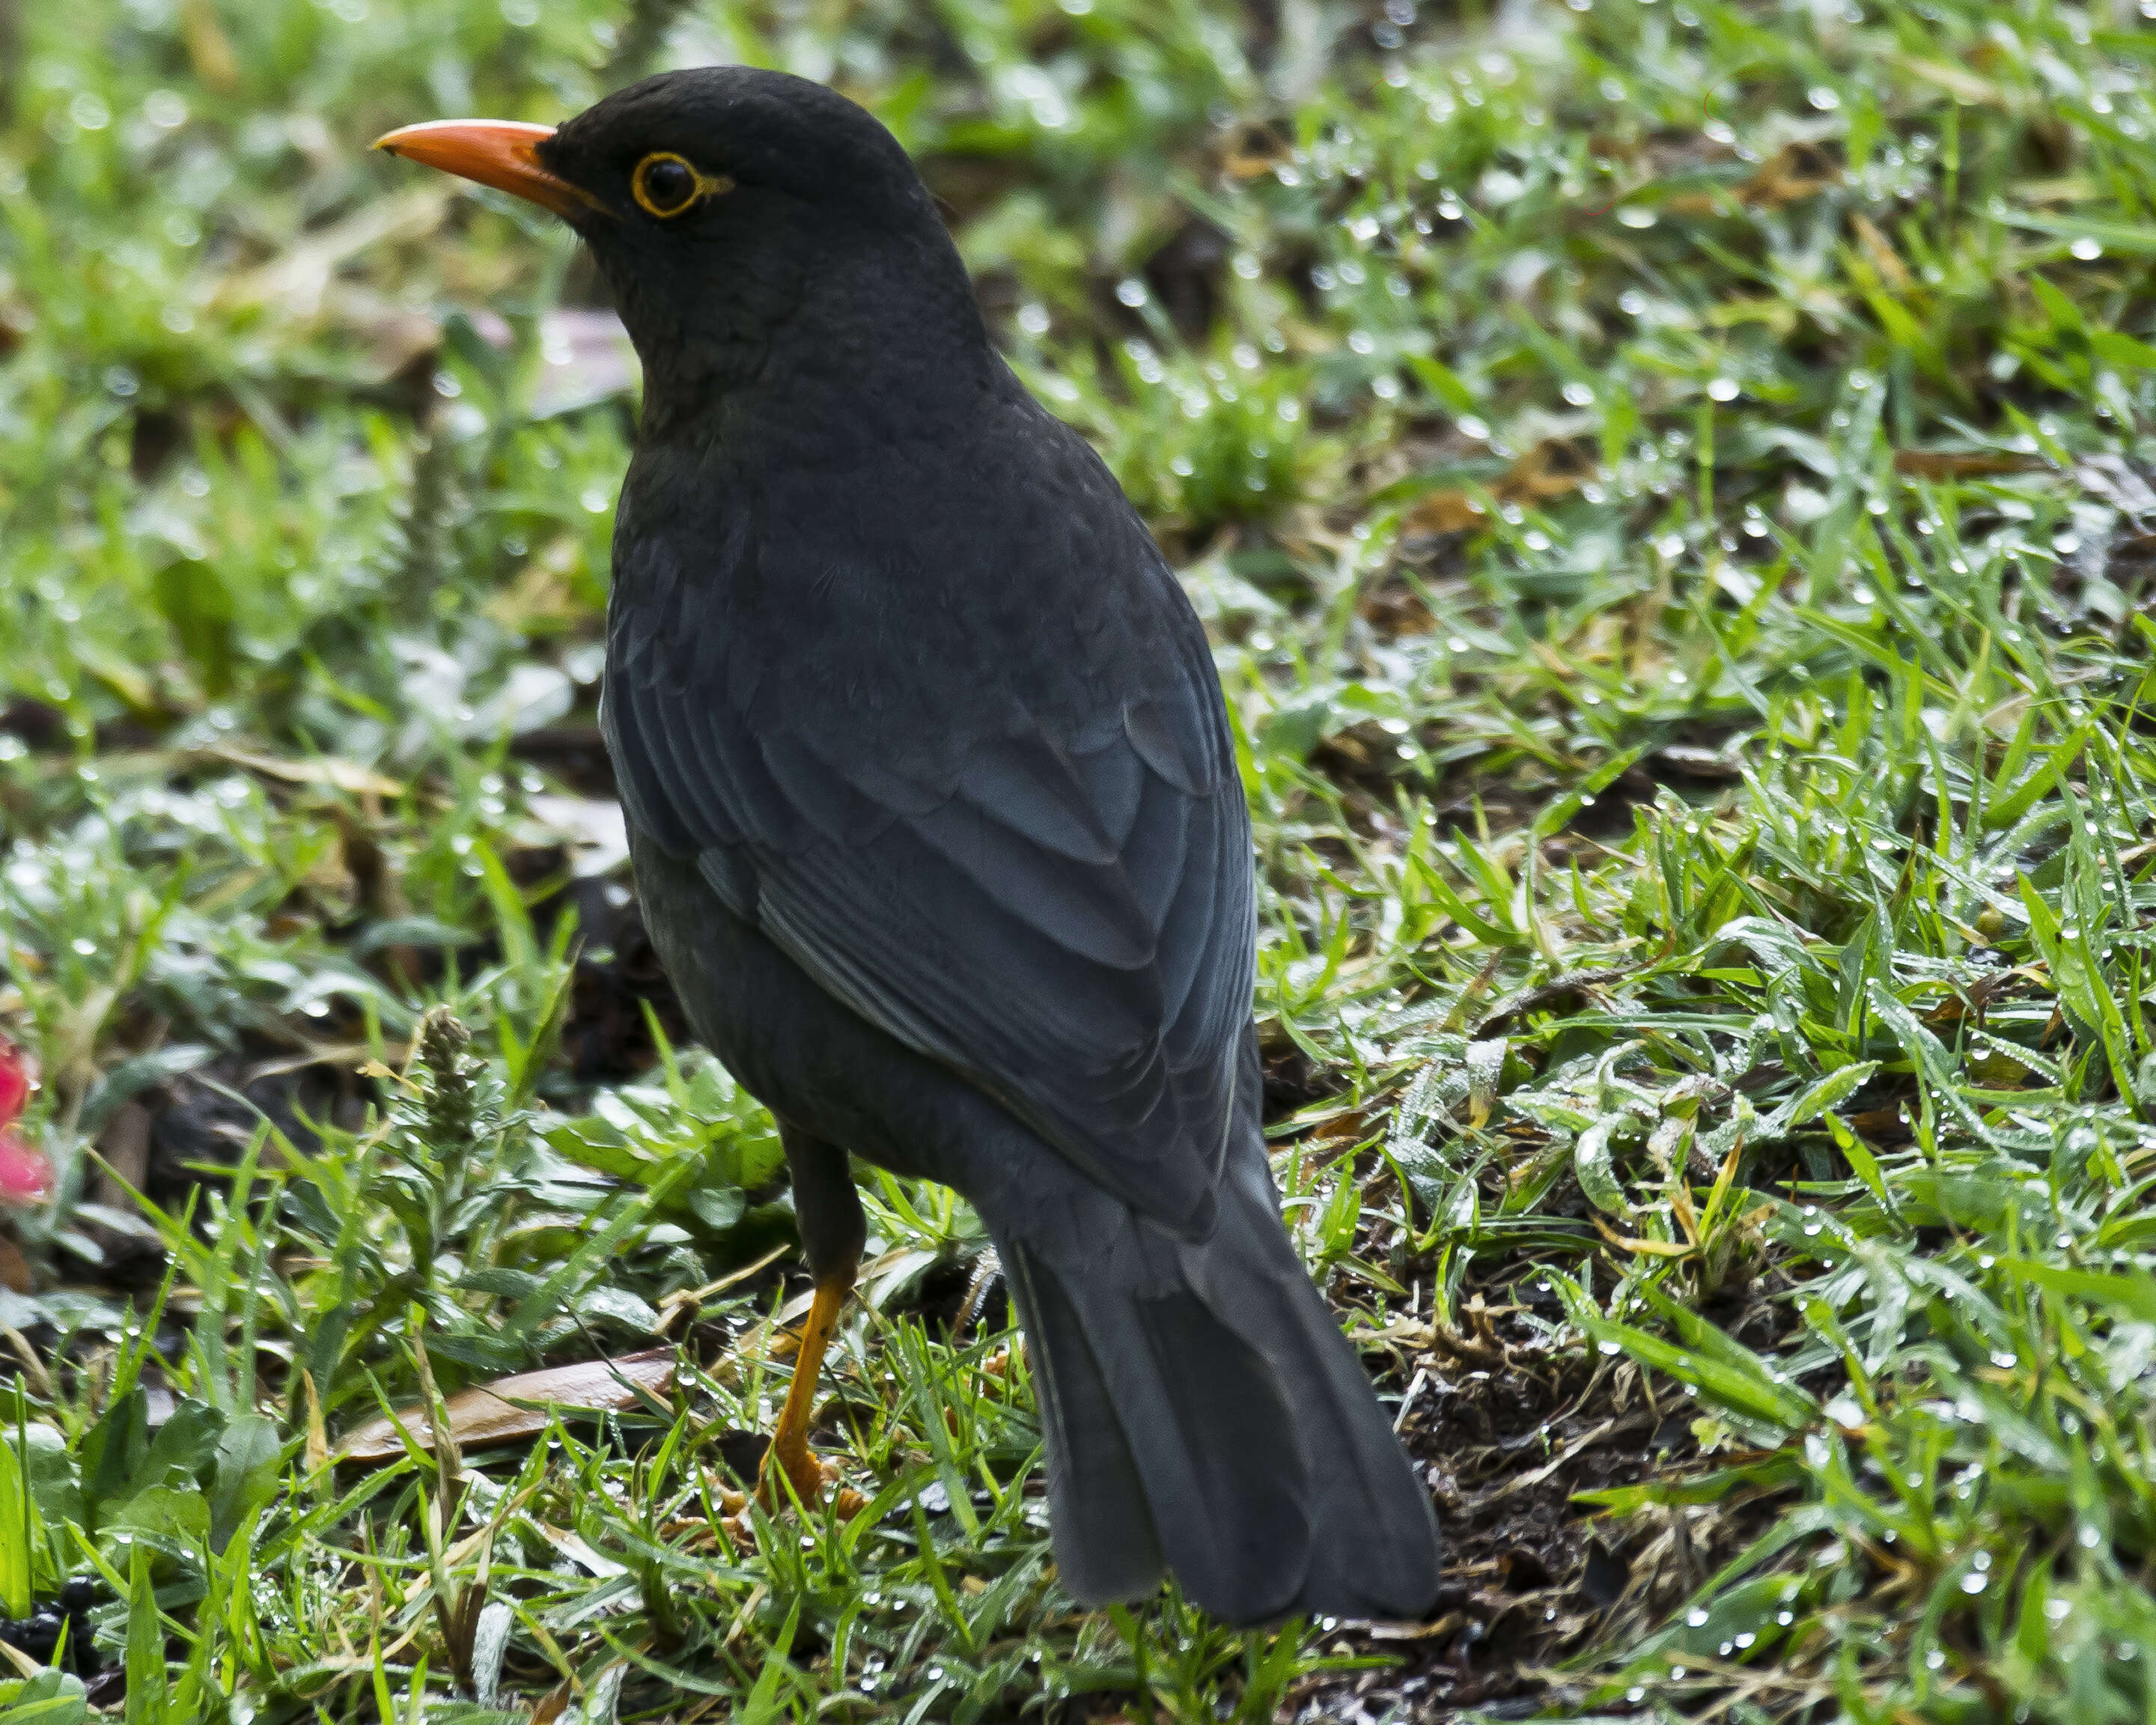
[757,1271,850,1510]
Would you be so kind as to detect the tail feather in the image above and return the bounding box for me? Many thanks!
[998,1151,1441,1625]
[1002,1244,1164,1603]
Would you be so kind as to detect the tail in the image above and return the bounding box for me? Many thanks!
[997,1148,1442,1625]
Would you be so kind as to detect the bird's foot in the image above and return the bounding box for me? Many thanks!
[758,1440,841,1512]
[721,1452,867,1542]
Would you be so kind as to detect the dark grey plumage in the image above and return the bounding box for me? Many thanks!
[543,64,1441,1624]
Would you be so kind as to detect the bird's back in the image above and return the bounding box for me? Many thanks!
[606,376,1258,1236]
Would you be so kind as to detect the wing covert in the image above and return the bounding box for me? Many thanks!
[603,546,1253,1235]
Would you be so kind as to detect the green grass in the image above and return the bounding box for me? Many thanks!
[5,0,2156,1719]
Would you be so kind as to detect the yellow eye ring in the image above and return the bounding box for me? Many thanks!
[631,151,733,219]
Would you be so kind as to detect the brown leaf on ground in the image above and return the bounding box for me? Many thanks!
[217,186,454,320]
[1505,436,1595,501]
[1219,122,1291,180]
[1850,212,1913,290]
[1891,448,2047,479]
[1403,489,1488,534]
[179,0,239,90]
[1895,53,2008,107]
[1742,139,1839,207]
[199,745,405,800]
[336,1349,676,1464]
[1404,438,1596,537]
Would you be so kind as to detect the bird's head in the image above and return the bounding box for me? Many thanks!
[377,67,984,407]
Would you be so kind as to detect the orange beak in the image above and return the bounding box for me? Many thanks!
[373,119,603,221]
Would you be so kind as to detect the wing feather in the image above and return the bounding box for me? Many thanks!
[604,508,1252,1232]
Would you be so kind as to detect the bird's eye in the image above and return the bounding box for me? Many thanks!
[632,151,719,219]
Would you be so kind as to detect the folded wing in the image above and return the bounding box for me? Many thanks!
[605,553,1252,1235]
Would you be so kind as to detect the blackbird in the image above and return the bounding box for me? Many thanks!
[378,67,1441,1624]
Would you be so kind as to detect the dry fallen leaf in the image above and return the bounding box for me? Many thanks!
[1402,489,1487,535]
[1505,436,1595,502]
[217,186,454,321]
[1404,437,1595,536]
[1891,448,2046,479]
[1220,123,1291,180]
[1895,53,2008,108]
[1741,139,1839,207]
[336,1349,676,1464]
[530,1521,629,1578]
[200,745,405,800]
[179,0,239,91]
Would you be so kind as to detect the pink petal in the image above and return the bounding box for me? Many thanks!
[0,1131,52,1205]
[0,1039,25,1126]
